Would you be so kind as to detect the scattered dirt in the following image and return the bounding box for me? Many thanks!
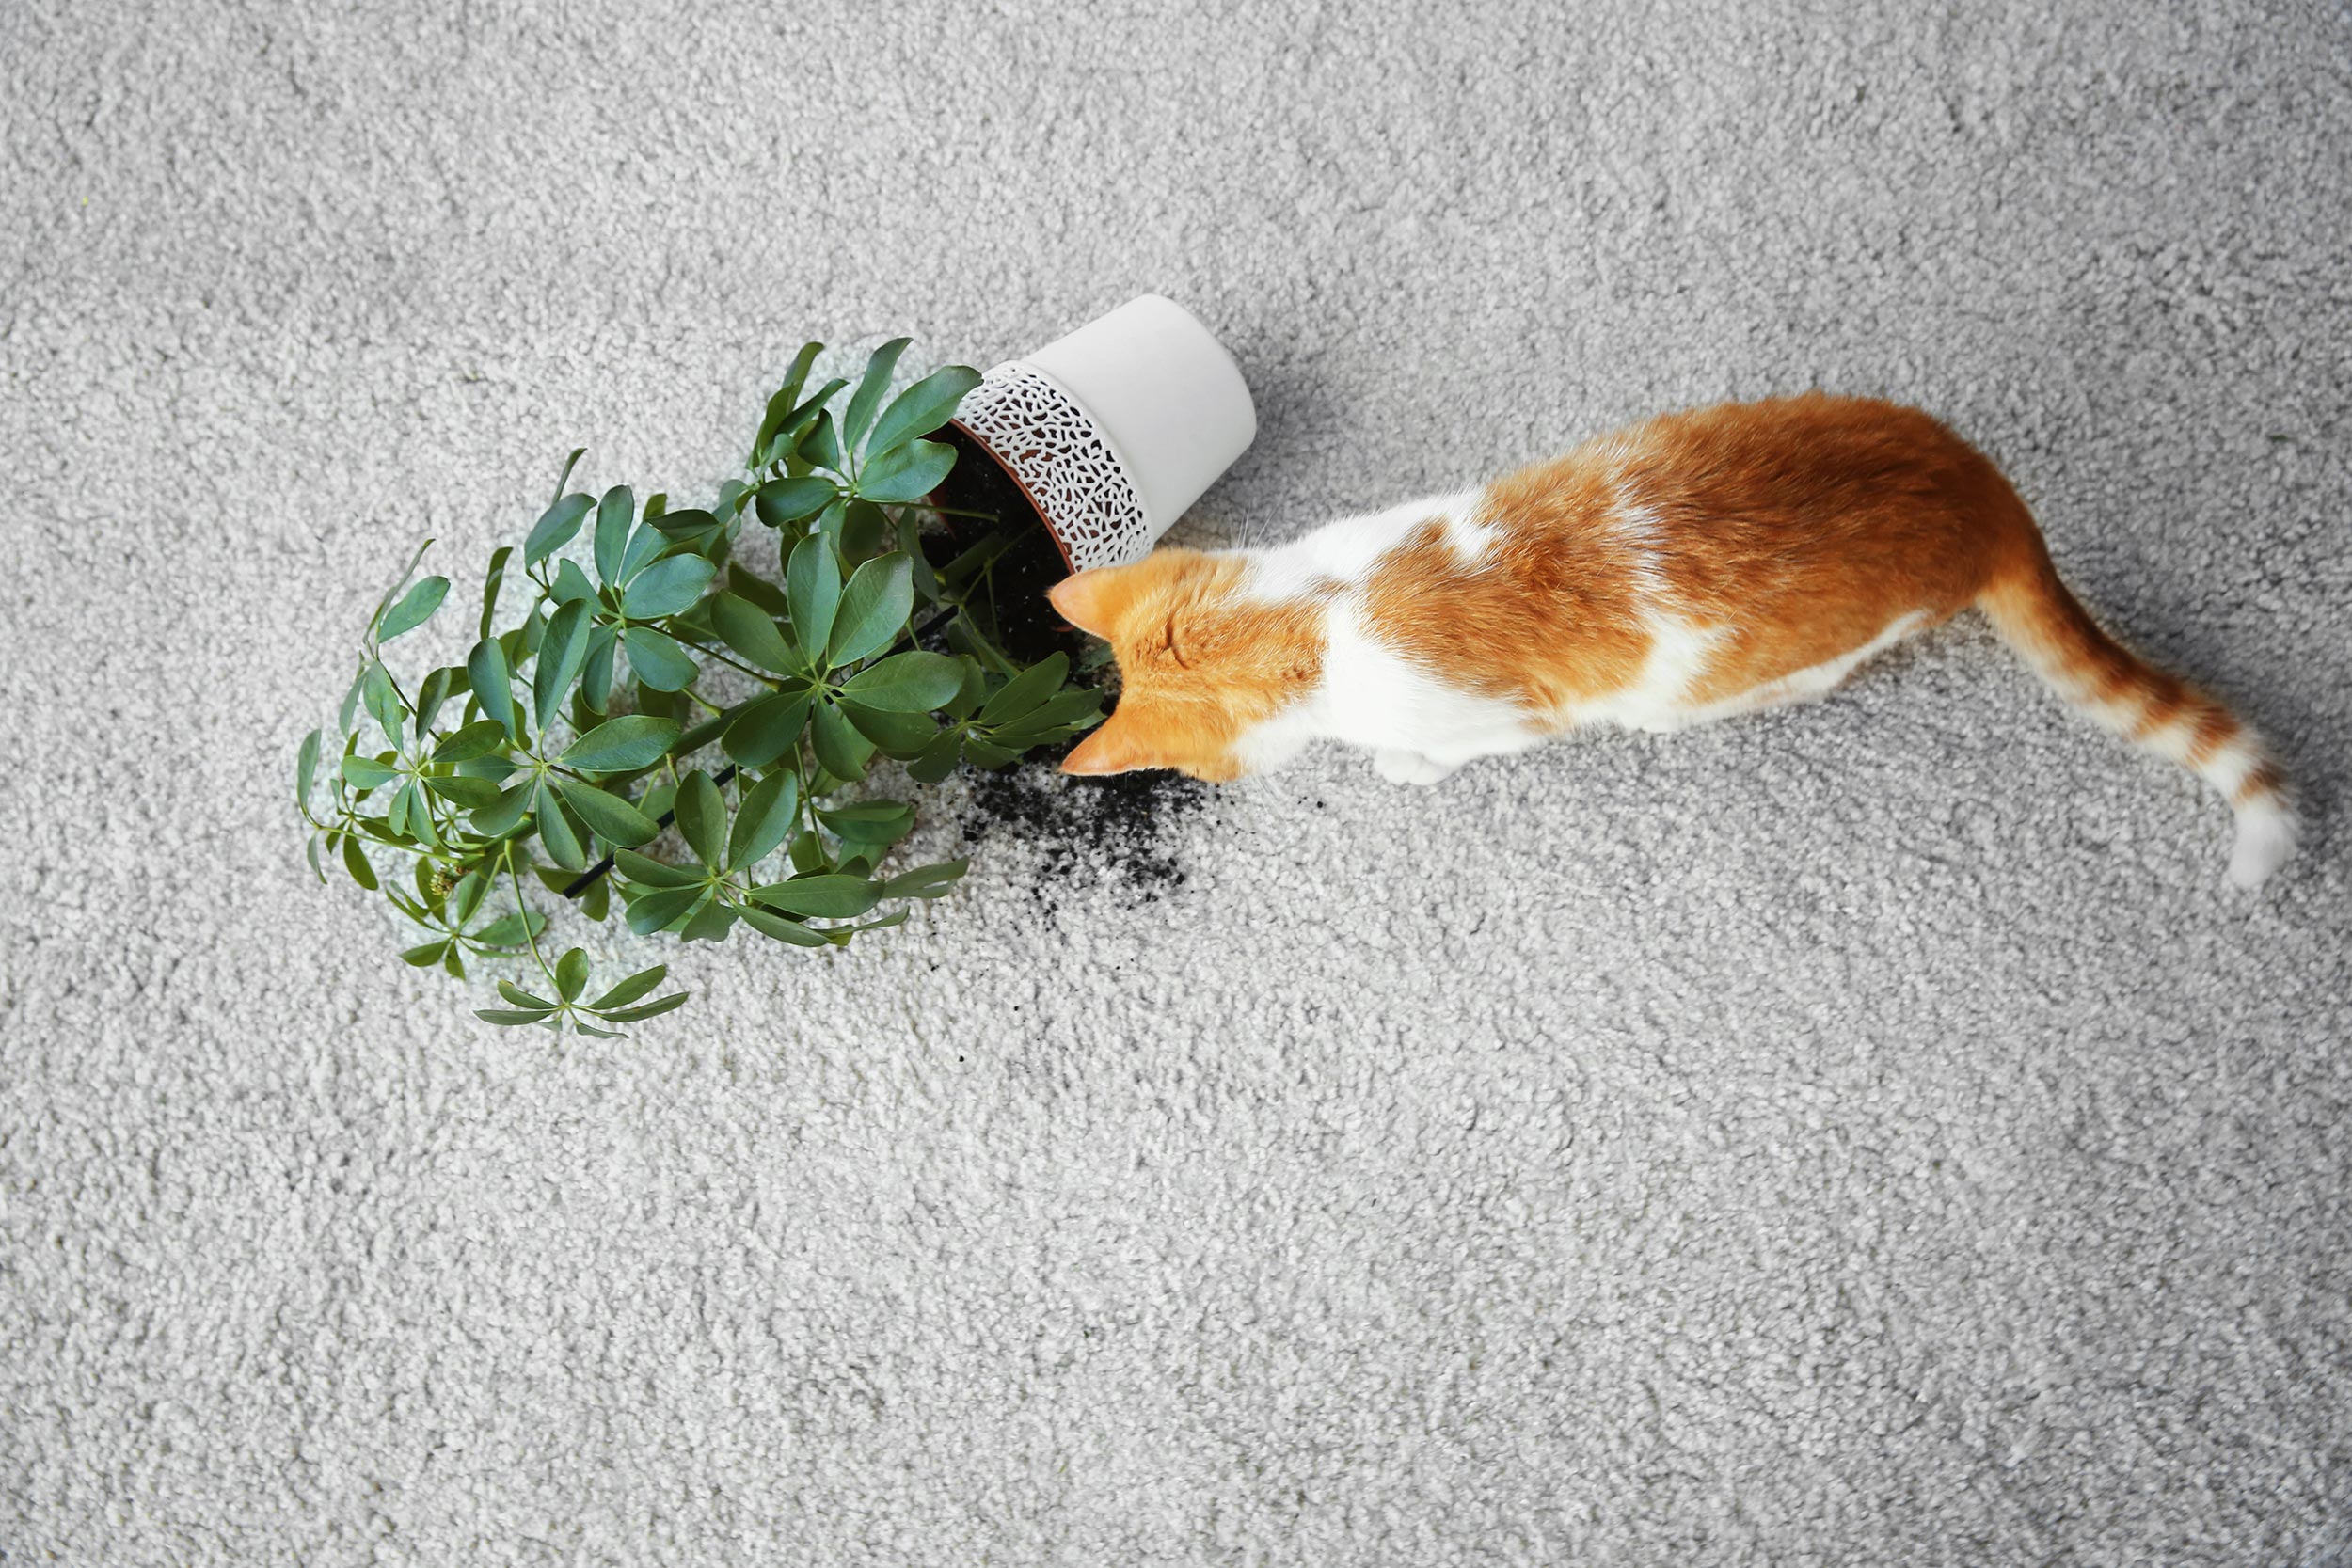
[960,754,1208,906]
[929,423,1208,901]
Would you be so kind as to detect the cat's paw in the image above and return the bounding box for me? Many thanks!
[1374,749,1456,786]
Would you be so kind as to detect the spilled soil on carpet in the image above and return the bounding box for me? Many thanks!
[960,759,1208,906]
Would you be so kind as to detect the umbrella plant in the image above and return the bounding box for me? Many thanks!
[293,340,1104,1035]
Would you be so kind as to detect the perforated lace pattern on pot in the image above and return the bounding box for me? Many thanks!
[953,362,1151,571]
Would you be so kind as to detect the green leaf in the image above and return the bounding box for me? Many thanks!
[436,719,512,764]
[551,559,596,603]
[995,689,1104,741]
[525,492,594,565]
[678,898,737,943]
[424,775,501,808]
[593,485,634,584]
[865,365,981,459]
[853,438,955,504]
[750,875,881,919]
[553,777,660,847]
[754,476,837,530]
[810,700,873,780]
[535,781,586,870]
[625,883,707,935]
[787,830,826,874]
[828,553,914,668]
[906,730,964,784]
[621,626,698,691]
[385,778,419,842]
[619,521,670,583]
[444,873,486,927]
[841,499,893,560]
[588,964,670,1010]
[727,564,792,620]
[728,770,800,869]
[362,661,405,739]
[555,947,591,1001]
[476,1007,557,1026]
[367,537,434,636]
[840,703,935,755]
[468,639,519,744]
[751,342,824,466]
[402,941,452,967]
[675,769,726,868]
[980,652,1070,726]
[377,576,450,642]
[597,992,691,1023]
[881,858,969,898]
[295,730,321,803]
[413,665,464,736]
[839,650,964,712]
[613,848,703,889]
[740,906,831,946]
[533,599,593,729]
[962,736,1020,769]
[723,689,814,768]
[842,337,912,451]
[341,755,399,789]
[499,979,558,1009]
[649,506,721,539]
[710,592,801,674]
[786,532,841,659]
[621,554,714,619]
[471,910,548,946]
[561,715,682,770]
[477,546,512,641]
[342,835,378,890]
[472,779,535,836]
[580,625,616,714]
[799,408,842,470]
[817,799,914,843]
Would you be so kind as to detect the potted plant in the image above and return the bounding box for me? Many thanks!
[292,300,1258,1035]
[944,293,1257,572]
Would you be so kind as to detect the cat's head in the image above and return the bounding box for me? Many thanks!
[1046,549,1324,782]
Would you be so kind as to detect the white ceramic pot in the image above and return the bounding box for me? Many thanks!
[946,294,1257,571]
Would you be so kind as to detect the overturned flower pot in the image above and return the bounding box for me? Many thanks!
[933,293,1258,574]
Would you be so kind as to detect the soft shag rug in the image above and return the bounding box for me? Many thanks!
[5,2,2348,1562]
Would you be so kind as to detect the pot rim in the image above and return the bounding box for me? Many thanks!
[941,416,1075,576]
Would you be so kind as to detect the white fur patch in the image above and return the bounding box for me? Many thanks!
[1567,609,1731,732]
[1242,488,1487,603]
[1232,595,1543,775]
[2228,796,2298,888]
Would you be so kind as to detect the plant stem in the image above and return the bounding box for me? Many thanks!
[668,637,785,688]
[503,842,562,997]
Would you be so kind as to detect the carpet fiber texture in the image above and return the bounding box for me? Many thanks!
[5,1,2350,1563]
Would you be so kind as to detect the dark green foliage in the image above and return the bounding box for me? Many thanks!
[294,337,1103,1036]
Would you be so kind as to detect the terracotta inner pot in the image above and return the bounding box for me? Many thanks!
[926,421,1080,667]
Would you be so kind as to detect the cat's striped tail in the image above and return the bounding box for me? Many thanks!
[1976,557,2296,888]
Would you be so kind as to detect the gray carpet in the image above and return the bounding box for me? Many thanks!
[5,1,2350,1562]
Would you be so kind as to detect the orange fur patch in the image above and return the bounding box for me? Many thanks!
[1357,395,2040,721]
[1056,551,1325,780]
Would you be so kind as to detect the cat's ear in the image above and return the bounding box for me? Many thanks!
[1060,707,1152,775]
[1047,568,1122,639]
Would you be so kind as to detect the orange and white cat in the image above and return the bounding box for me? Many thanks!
[1046,393,2296,887]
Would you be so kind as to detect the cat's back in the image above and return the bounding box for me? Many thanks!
[1489,392,1989,542]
